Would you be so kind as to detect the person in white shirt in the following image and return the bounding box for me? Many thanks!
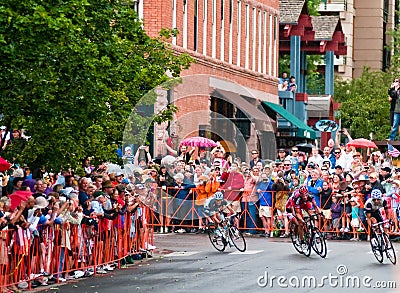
[307,147,324,168]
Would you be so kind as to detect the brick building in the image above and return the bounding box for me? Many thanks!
[138,0,282,162]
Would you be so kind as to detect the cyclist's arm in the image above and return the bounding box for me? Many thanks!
[224,205,235,216]
[294,207,304,224]
[364,203,373,228]
[311,198,322,214]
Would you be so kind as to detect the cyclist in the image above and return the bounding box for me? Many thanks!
[365,189,390,233]
[286,185,323,244]
[204,191,235,229]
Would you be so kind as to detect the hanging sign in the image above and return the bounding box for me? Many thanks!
[315,119,339,132]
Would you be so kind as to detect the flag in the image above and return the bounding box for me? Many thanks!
[387,143,400,158]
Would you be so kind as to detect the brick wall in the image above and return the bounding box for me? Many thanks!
[143,0,279,91]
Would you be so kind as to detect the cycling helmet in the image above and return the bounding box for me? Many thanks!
[214,191,224,200]
[298,185,308,195]
[370,189,382,200]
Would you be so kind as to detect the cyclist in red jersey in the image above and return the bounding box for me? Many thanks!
[286,185,323,243]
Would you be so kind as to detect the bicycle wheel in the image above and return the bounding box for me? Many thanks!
[207,228,226,252]
[302,231,312,257]
[228,226,246,252]
[382,233,397,265]
[370,233,383,263]
[290,224,303,255]
[311,228,327,258]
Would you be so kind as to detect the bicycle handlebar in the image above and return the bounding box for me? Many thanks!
[372,219,391,227]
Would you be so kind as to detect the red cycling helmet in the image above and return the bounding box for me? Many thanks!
[298,185,308,195]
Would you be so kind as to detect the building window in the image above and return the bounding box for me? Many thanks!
[203,0,208,55]
[257,10,262,73]
[274,15,277,76]
[268,14,272,76]
[194,0,198,51]
[220,0,225,61]
[252,7,256,71]
[228,0,234,63]
[237,0,241,66]
[172,0,177,45]
[212,0,217,58]
[245,4,249,69]
[183,0,188,49]
[263,12,267,74]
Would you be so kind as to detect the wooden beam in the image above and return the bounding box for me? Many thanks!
[283,24,292,38]
[320,40,327,52]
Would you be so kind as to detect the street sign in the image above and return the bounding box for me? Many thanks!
[315,119,339,132]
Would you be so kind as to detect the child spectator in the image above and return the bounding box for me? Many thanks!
[349,197,360,241]
[330,195,342,239]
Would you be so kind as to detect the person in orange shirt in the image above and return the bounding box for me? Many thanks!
[195,173,220,232]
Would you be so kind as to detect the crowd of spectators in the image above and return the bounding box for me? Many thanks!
[1,129,400,291]
[0,156,157,292]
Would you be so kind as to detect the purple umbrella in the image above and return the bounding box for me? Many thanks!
[180,136,218,148]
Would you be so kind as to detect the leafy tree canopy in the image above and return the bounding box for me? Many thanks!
[0,0,192,172]
[334,68,392,140]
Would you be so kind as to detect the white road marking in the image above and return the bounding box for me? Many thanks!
[229,250,264,255]
[164,251,201,257]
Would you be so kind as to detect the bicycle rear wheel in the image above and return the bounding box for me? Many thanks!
[207,228,226,252]
[370,233,383,263]
[229,226,246,252]
[382,233,397,265]
[290,224,303,255]
[311,229,327,258]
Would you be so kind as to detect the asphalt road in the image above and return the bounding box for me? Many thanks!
[37,234,400,293]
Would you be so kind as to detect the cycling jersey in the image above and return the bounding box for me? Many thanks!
[204,198,228,212]
[293,194,314,211]
[364,198,387,222]
[364,198,387,213]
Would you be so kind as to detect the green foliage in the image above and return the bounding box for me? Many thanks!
[334,68,392,140]
[306,0,321,16]
[0,0,192,171]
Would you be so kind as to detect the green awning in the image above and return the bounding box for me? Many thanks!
[262,101,316,139]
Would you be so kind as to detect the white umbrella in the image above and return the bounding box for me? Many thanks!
[161,155,176,166]
[106,163,123,174]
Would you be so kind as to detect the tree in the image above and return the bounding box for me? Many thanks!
[334,68,392,140]
[0,1,192,171]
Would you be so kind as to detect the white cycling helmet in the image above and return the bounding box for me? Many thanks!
[370,189,382,200]
[214,191,224,200]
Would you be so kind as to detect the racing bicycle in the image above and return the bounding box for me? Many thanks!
[290,213,327,258]
[370,220,396,265]
[207,214,247,252]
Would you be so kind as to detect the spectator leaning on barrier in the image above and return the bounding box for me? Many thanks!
[223,163,244,215]
[241,167,258,236]
[256,172,274,237]
[306,169,323,207]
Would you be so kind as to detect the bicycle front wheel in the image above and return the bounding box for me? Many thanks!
[228,226,246,252]
[290,223,303,255]
[311,229,327,258]
[370,234,383,263]
[302,231,312,257]
[207,228,226,252]
[382,233,397,265]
